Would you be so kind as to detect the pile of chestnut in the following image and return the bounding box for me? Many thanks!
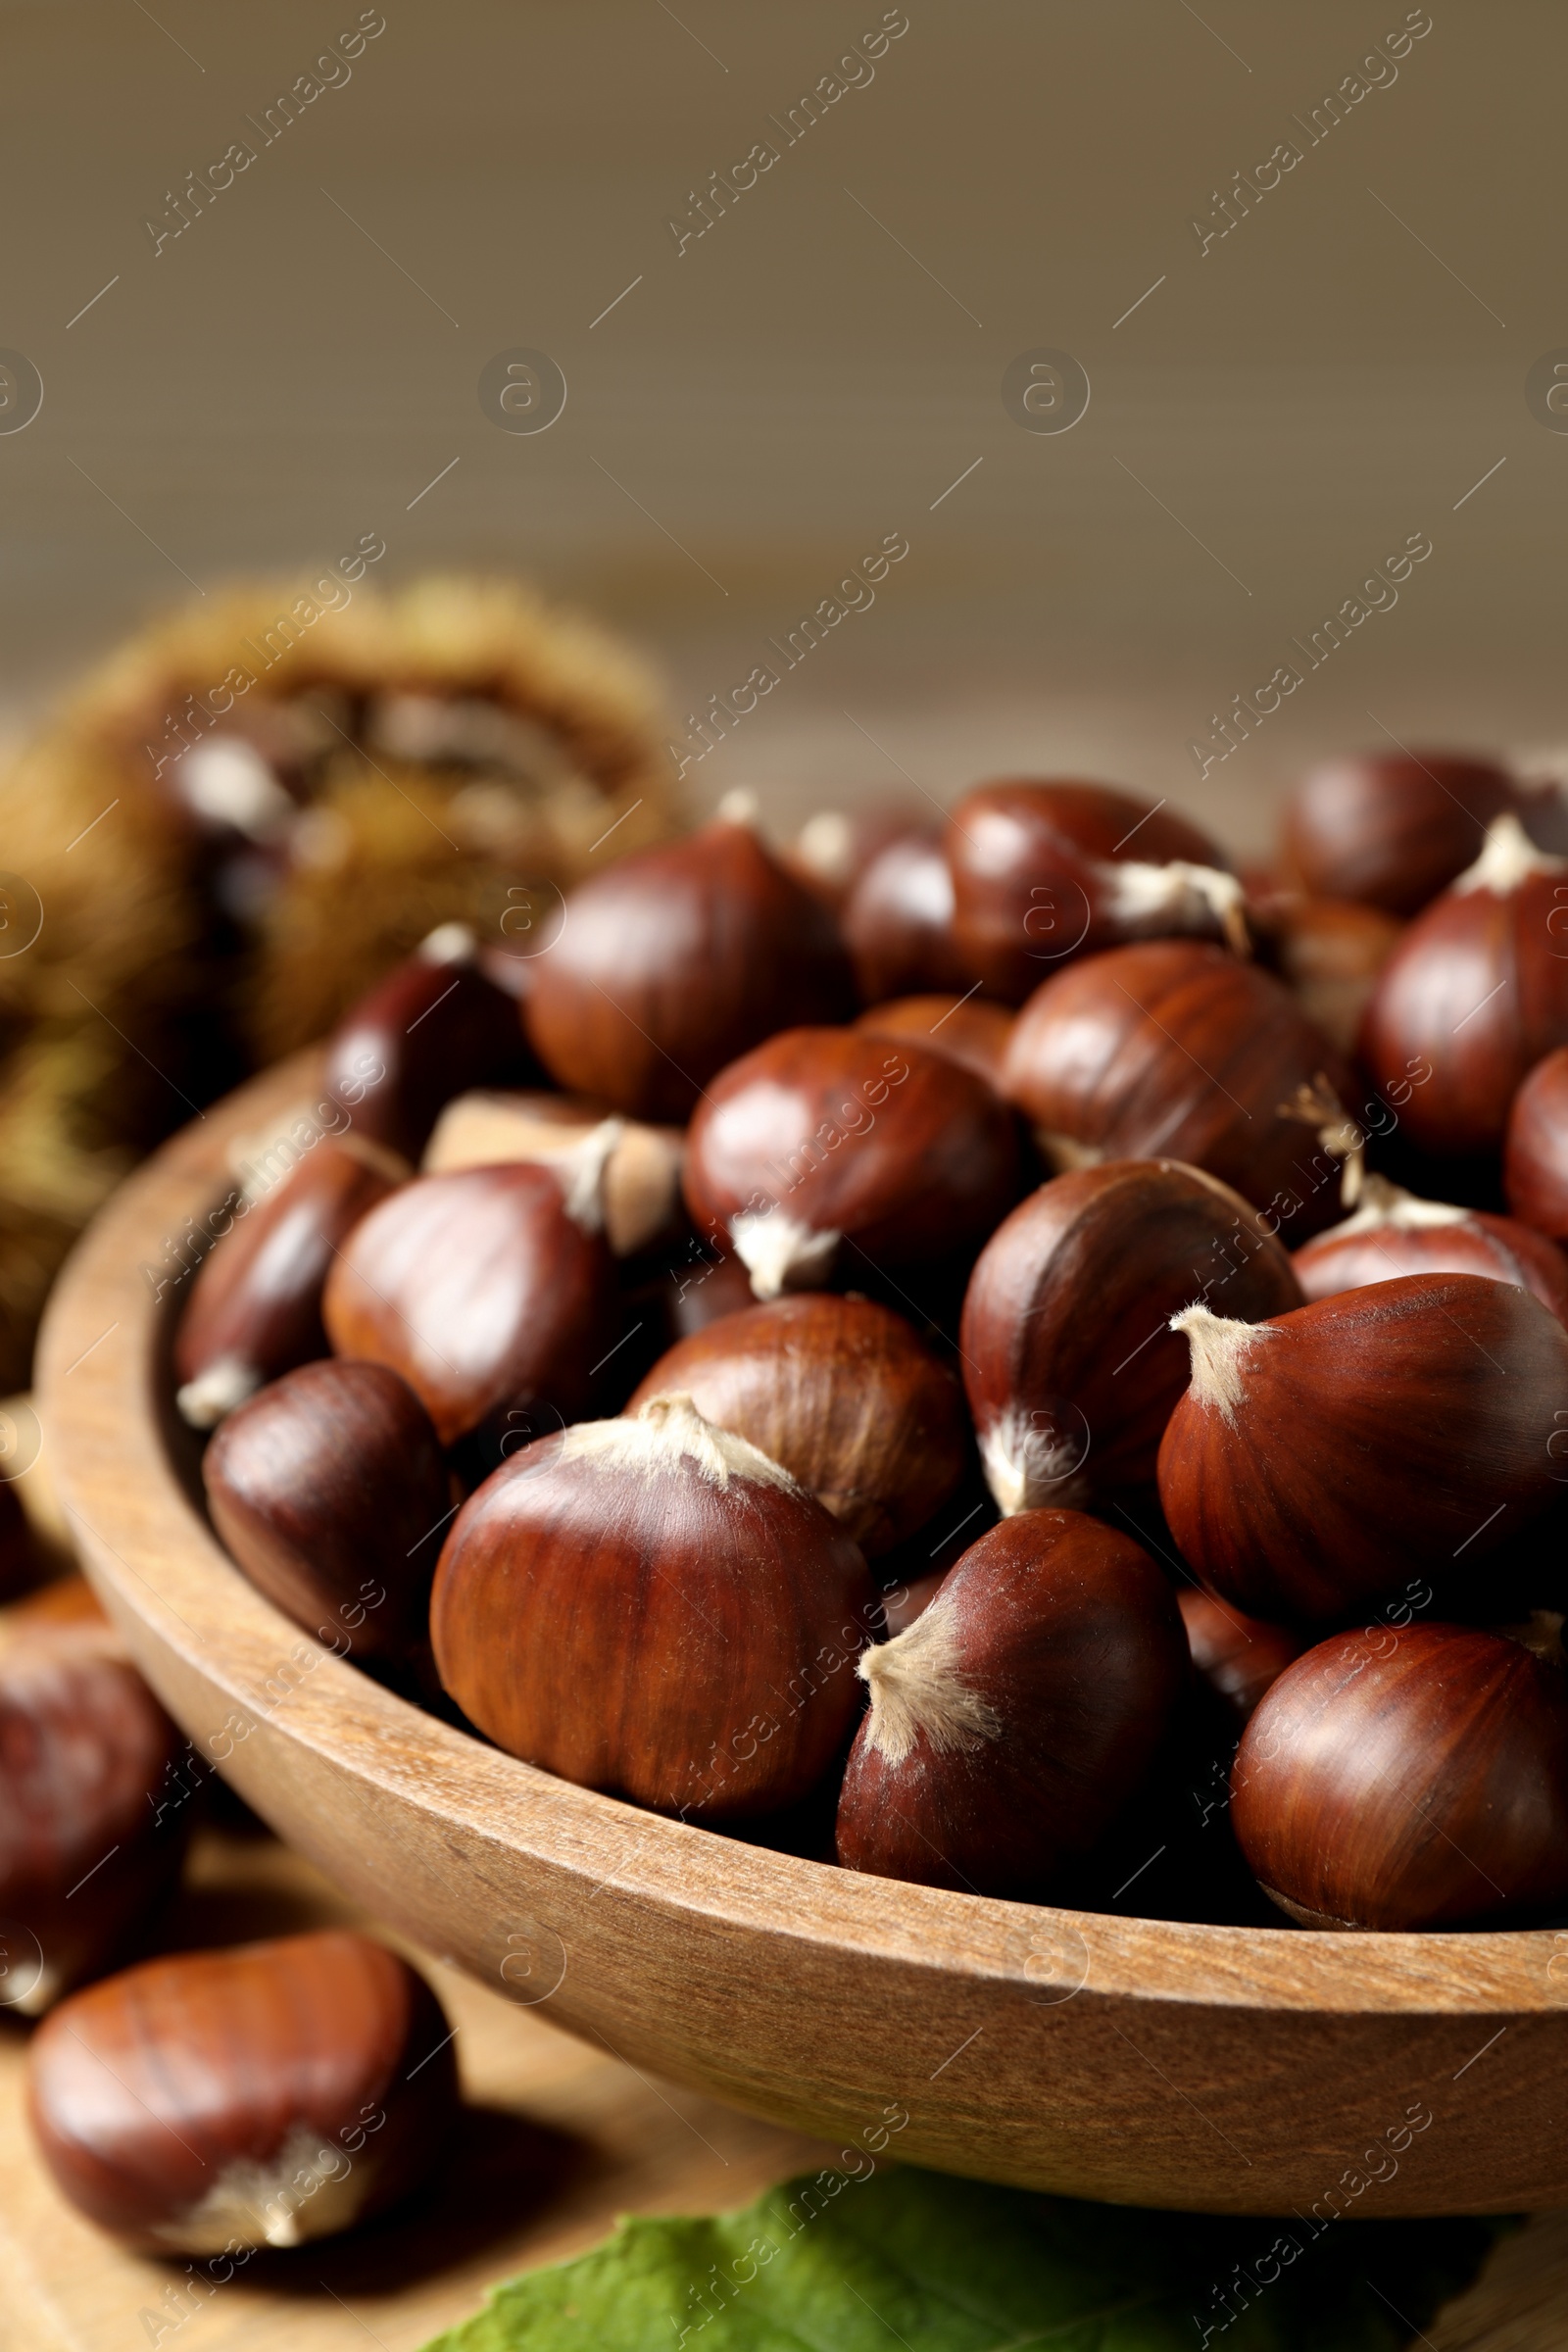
[20,745,1568,2253]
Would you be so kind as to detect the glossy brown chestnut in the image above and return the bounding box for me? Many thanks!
[172,1137,402,1428]
[203,1359,450,1660]
[1359,814,1568,1153]
[946,779,1243,1004]
[834,1509,1187,1895]
[323,922,537,1159]
[1292,1173,1568,1326]
[430,1394,877,1818]
[682,1027,1020,1299]
[1230,1620,1568,1929]
[1002,940,1360,1239]
[1280,751,1516,917]
[961,1160,1303,1513]
[1177,1589,1304,1729]
[840,834,969,1002]
[422,1089,686,1258]
[320,1160,615,1446]
[524,801,854,1120]
[1157,1273,1568,1622]
[627,1294,967,1555]
[27,1931,459,2249]
[784,804,930,908]
[1251,893,1403,1053]
[1505,1046,1568,1241]
[855,994,1014,1090]
[0,1626,188,2013]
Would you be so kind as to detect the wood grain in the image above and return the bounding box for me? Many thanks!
[34,1051,1568,2217]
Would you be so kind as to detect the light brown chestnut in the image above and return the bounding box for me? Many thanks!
[960,1160,1303,1513]
[431,1394,876,1817]
[1280,750,1516,916]
[173,1137,402,1428]
[1157,1273,1568,1622]
[1002,940,1361,1239]
[322,1157,616,1449]
[0,1626,189,2013]
[627,1294,968,1555]
[855,994,1014,1090]
[1292,1173,1568,1326]
[27,1931,458,2249]
[946,779,1244,1004]
[524,798,854,1120]
[1177,1588,1304,1730]
[840,833,969,1001]
[1251,893,1403,1053]
[1505,1046,1568,1241]
[323,922,537,1159]
[835,1509,1188,1895]
[422,1089,685,1257]
[203,1359,451,1660]
[682,1027,1020,1299]
[1230,1619,1568,1930]
[1359,814,1568,1154]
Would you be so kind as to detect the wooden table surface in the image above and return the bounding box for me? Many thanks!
[0,1826,1565,2352]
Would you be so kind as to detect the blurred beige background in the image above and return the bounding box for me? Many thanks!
[2,0,1560,853]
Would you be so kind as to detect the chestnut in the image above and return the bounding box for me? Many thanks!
[1230,1620,1568,1930]
[1251,893,1403,1053]
[945,779,1244,1005]
[321,1159,616,1448]
[203,1360,450,1661]
[323,922,537,1159]
[1505,1046,1568,1241]
[27,1930,458,2249]
[0,1625,188,2012]
[626,1294,968,1556]
[834,1509,1187,1895]
[855,994,1014,1090]
[524,799,854,1120]
[430,1393,877,1818]
[1359,813,1568,1154]
[1001,940,1360,1239]
[1280,750,1516,916]
[1177,1588,1304,1729]
[422,1090,685,1258]
[1292,1173,1568,1326]
[784,804,929,908]
[961,1160,1303,1513]
[840,833,969,1002]
[682,1027,1020,1300]
[1157,1273,1568,1622]
[173,1138,402,1428]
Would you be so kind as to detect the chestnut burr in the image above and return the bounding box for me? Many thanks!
[27,1931,458,2249]
[323,922,537,1159]
[1505,1046,1568,1241]
[1292,1173,1568,1326]
[960,1160,1303,1513]
[1281,750,1516,916]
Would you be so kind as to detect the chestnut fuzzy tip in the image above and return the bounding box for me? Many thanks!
[727,1210,842,1299]
[1454,809,1566,896]
[1169,1304,1276,1423]
[858,1595,1003,1764]
[1102,859,1250,956]
[175,1353,262,1430]
[978,1406,1090,1517]
[583,1390,801,1493]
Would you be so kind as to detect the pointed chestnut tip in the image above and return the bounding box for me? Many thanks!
[175,1354,261,1430]
[1455,809,1567,897]
[1169,1303,1275,1424]
[714,786,763,830]
[556,1115,626,1233]
[417,921,478,966]
[858,1592,1002,1765]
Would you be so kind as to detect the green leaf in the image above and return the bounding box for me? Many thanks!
[421,2163,1506,2352]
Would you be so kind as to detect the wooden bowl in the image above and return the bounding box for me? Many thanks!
[38,1054,1568,2216]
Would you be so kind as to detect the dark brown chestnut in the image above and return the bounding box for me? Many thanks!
[1157,1273,1568,1622]
[524,799,854,1120]
[834,1509,1187,1895]
[27,1930,458,2248]
[0,1625,188,2012]
[1292,1173,1568,1326]
[682,1027,1020,1299]
[323,922,537,1160]
[1001,940,1361,1239]
[1230,1619,1568,1929]
[840,833,969,1001]
[1280,750,1516,916]
[203,1359,451,1660]
[422,1089,686,1257]
[1251,893,1403,1053]
[1359,814,1568,1153]
[320,1159,615,1447]
[946,779,1243,1004]
[855,993,1014,1090]
[430,1394,877,1818]
[784,804,931,908]
[960,1160,1303,1512]
[1177,1588,1305,1729]
[173,1137,402,1428]
[627,1294,968,1555]
[1506,1046,1568,1241]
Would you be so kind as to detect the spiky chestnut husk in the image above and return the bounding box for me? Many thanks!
[1505,1046,1568,1242]
[27,1932,458,2249]
[855,994,1014,1090]
[1281,750,1516,917]
[430,1393,877,1818]
[1157,1273,1568,1622]
[834,1509,1187,1896]
[1292,1172,1568,1326]
[960,1159,1303,1515]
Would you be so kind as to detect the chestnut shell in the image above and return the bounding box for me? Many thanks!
[841,834,968,1002]
[1292,1189,1568,1327]
[855,994,1014,1090]
[1505,1046,1568,1241]
[1281,752,1516,917]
